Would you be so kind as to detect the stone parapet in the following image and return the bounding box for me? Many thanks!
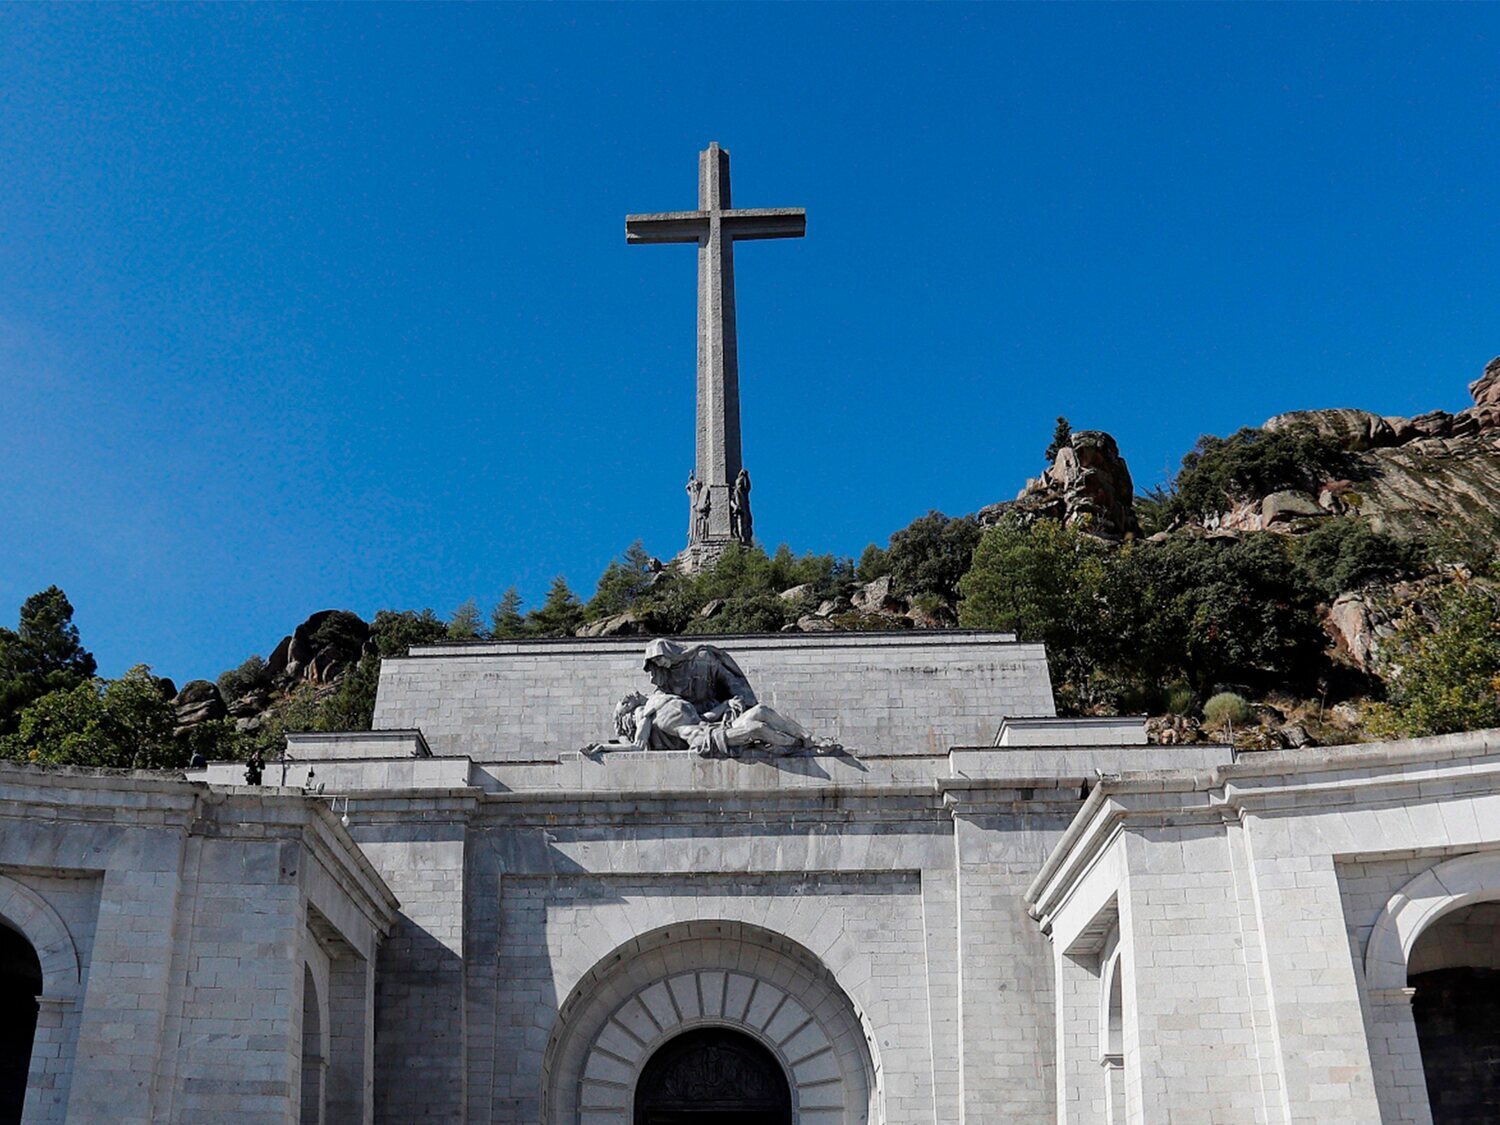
[372,630,1053,760]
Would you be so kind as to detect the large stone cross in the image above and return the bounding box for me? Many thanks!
[627,143,805,556]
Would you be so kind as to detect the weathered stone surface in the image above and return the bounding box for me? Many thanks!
[173,679,226,728]
[814,597,852,618]
[778,583,817,603]
[851,575,904,615]
[1453,355,1500,435]
[1261,490,1325,526]
[999,429,1140,540]
[1278,722,1315,748]
[795,614,840,632]
[1264,407,1396,451]
[267,609,371,686]
[1251,364,1500,542]
[1325,593,1377,672]
[906,600,958,629]
[697,598,727,620]
[578,612,652,638]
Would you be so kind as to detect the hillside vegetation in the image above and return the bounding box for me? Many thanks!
[4,360,1498,768]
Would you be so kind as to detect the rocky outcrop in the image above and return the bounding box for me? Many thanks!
[1253,361,1500,543]
[1265,407,1397,451]
[851,576,903,615]
[577,612,654,637]
[987,429,1140,540]
[173,680,226,733]
[1261,490,1325,526]
[267,610,372,686]
[1320,568,1486,675]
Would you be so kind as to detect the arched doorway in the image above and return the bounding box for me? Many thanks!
[0,921,42,1125]
[544,920,877,1123]
[1408,902,1500,1124]
[633,1027,791,1125]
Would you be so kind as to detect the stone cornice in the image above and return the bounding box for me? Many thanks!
[1023,728,1500,927]
[0,764,399,934]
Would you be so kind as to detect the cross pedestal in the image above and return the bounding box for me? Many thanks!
[627,143,805,568]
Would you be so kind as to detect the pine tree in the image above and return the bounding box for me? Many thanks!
[1044,416,1072,463]
[448,599,484,640]
[527,577,585,637]
[585,541,656,621]
[0,586,98,735]
[490,589,526,638]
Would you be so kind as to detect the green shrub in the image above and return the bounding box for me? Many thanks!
[856,543,891,583]
[217,654,270,700]
[1166,683,1196,716]
[1293,518,1425,600]
[0,665,183,770]
[0,586,98,735]
[888,511,982,602]
[1370,581,1500,737]
[1203,691,1251,730]
[682,593,792,635]
[526,577,585,637]
[1171,423,1346,520]
[448,599,484,639]
[1044,416,1072,463]
[959,516,1109,709]
[585,542,656,621]
[369,609,448,656]
[1102,534,1325,695]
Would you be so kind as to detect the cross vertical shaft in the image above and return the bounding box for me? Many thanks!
[626,143,806,559]
[698,143,741,492]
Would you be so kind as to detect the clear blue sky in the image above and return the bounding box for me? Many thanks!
[2,4,1497,682]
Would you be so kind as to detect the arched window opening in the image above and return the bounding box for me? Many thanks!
[0,921,42,1125]
[633,1026,792,1125]
[1409,902,1500,1124]
[299,964,324,1125]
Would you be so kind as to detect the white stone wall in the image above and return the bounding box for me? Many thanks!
[371,633,1056,759]
[0,766,396,1125]
[1028,730,1500,1125]
[335,765,1106,1125]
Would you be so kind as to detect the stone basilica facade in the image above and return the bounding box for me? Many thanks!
[1,630,1499,1124]
[6,146,1499,1123]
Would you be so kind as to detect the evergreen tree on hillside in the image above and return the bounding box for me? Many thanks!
[586,542,656,621]
[1044,416,1072,463]
[0,586,98,734]
[490,590,527,638]
[527,577,585,637]
[449,599,484,640]
[369,609,448,657]
[887,512,982,603]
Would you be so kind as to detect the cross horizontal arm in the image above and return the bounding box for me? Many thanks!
[719,208,807,241]
[625,212,710,244]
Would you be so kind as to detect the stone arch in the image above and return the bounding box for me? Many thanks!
[1098,928,1125,1125]
[0,876,79,1002]
[542,920,878,1124]
[1365,851,1500,993]
[299,962,326,1125]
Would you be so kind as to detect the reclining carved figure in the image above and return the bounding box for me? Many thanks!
[603,640,815,756]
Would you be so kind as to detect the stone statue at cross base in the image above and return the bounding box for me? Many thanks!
[687,473,712,544]
[594,640,822,757]
[729,469,752,544]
